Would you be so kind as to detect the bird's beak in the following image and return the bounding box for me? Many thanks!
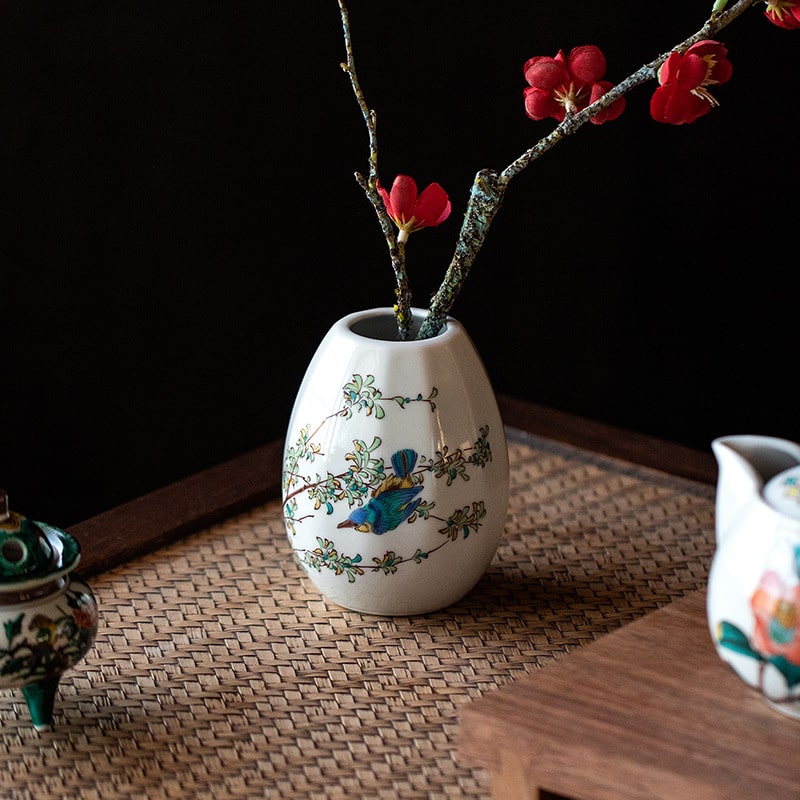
[337,519,355,529]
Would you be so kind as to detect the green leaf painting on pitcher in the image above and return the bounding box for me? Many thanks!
[717,547,800,705]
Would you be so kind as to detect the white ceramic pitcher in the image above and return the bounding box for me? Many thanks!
[708,434,800,718]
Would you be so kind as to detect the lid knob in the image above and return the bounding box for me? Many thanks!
[0,490,9,523]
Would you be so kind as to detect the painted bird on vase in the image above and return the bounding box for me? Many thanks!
[337,448,423,534]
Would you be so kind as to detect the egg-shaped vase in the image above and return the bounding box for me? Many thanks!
[282,308,510,615]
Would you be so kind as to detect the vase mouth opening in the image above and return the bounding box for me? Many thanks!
[347,308,449,342]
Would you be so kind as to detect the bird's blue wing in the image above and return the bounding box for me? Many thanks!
[368,485,423,534]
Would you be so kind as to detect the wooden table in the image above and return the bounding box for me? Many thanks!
[458,589,800,799]
[455,402,800,800]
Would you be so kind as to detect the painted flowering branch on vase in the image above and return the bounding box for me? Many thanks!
[337,0,785,340]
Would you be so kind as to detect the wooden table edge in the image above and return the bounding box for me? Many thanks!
[68,395,717,577]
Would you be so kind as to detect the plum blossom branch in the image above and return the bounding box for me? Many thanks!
[500,0,756,186]
[337,0,769,340]
[419,0,760,339]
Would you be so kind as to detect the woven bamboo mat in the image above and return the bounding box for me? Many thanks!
[0,429,716,800]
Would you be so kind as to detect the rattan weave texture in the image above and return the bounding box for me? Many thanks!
[0,430,716,799]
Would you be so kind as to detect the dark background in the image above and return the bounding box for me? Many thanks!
[2,1,797,528]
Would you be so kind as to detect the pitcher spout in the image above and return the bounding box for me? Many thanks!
[712,435,800,544]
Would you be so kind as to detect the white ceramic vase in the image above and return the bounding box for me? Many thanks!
[282,307,509,615]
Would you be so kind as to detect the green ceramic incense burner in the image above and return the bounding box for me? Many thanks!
[0,490,98,731]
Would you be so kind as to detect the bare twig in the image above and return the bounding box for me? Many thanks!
[337,0,413,339]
